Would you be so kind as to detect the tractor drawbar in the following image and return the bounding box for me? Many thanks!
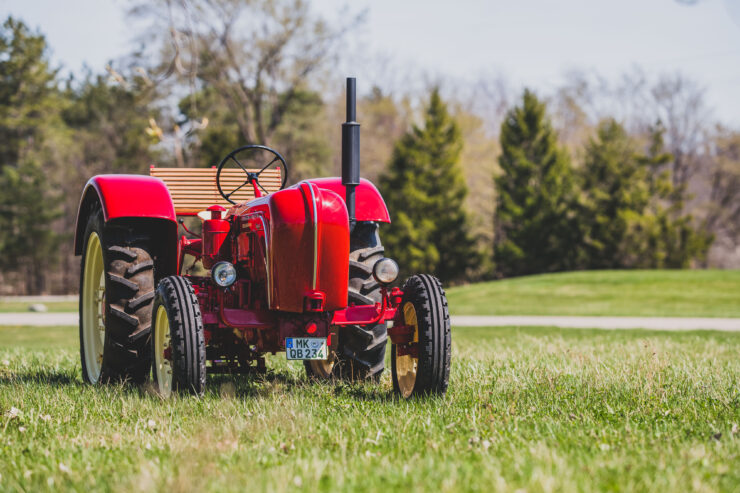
[341,77,360,231]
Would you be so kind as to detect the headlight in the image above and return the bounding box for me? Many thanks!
[212,261,237,287]
[372,258,399,285]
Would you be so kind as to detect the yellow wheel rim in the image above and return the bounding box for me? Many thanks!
[308,353,335,378]
[396,301,419,398]
[82,232,105,383]
[154,305,173,397]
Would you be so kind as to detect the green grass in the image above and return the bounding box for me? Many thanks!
[1,325,739,492]
[447,269,740,317]
[2,270,738,318]
[0,301,77,313]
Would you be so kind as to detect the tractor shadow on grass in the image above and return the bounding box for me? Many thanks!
[330,382,397,402]
[205,370,398,401]
[0,369,81,387]
[0,368,399,402]
[207,370,304,398]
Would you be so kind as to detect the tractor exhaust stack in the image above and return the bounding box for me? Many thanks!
[342,77,360,230]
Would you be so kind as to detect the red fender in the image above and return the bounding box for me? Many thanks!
[73,175,179,275]
[307,177,390,223]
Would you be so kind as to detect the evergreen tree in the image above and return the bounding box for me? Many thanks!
[379,89,478,284]
[0,160,62,294]
[0,17,63,293]
[578,119,649,268]
[62,72,161,175]
[494,89,578,277]
[641,125,712,267]
[579,119,711,268]
[0,17,58,164]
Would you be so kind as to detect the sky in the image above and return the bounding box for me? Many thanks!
[3,0,740,124]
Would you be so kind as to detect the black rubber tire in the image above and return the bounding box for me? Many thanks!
[304,222,388,380]
[152,276,206,395]
[79,207,155,384]
[392,274,451,397]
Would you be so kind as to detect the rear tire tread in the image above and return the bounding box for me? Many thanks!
[107,273,138,291]
[305,222,388,381]
[79,207,157,384]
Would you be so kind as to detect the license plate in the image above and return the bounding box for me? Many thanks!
[285,337,328,360]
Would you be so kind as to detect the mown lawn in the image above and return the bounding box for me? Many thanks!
[446,269,740,317]
[0,302,77,313]
[2,270,739,317]
[1,324,738,492]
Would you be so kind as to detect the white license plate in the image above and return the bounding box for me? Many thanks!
[285,337,328,360]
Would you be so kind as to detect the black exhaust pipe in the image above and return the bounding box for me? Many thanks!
[342,77,360,230]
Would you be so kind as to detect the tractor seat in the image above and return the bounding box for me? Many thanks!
[150,166,282,215]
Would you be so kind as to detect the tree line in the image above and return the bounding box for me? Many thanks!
[0,1,737,293]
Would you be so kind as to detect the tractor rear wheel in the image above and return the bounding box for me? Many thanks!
[151,276,206,397]
[79,207,156,384]
[305,221,387,381]
[391,274,451,398]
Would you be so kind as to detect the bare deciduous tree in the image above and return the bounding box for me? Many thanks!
[650,73,711,194]
[130,0,361,153]
[703,126,740,265]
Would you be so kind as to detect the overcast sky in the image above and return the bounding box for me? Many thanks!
[3,0,740,124]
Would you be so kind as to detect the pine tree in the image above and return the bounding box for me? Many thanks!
[494,89,578,277]
[379,89,478,284]
[0,17,63,293]
[578,119,650,268]
[579,119,711,268]
[0,160,62,294]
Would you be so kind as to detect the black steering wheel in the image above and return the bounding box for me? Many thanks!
[216,145,289,204]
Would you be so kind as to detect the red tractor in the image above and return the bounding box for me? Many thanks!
[74,78,451,399]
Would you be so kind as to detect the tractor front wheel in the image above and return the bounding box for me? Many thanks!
[151,276,206,397]
[391,274,451,398]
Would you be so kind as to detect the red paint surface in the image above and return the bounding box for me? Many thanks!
[307,177,391,223]
[227,182,349,313]
[260,183,349,312]
[87,175,176,221]
[313,187,350,309]
[202,219,230,259]
[265,185,313,312]
[331,304,397,326]
[74,174,177,255]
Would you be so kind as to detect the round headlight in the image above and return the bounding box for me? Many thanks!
[372,258,399,285]
[212,261,237,287]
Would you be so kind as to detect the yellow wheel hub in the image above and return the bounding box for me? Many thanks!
[308,353,336,378]
[81,232,105,383]
[396,301,419,398]
[154,305,173,397]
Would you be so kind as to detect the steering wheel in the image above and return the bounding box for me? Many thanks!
[216,145,289,204]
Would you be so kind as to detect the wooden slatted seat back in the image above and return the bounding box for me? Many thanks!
[150,166,282,215]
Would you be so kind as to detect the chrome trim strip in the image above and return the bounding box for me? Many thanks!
[307,183,319,289]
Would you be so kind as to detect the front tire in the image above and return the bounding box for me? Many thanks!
[392,274,451,398]
[152,276,206,397]
[79,208,155,384]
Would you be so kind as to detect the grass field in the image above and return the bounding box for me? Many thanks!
[1,324,738,492]
[446,269,740,317]
[0,301,77,313]
[2,269,739,317]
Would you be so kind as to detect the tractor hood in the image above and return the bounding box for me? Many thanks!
[307,178,390,223]
[231,181,350,313]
